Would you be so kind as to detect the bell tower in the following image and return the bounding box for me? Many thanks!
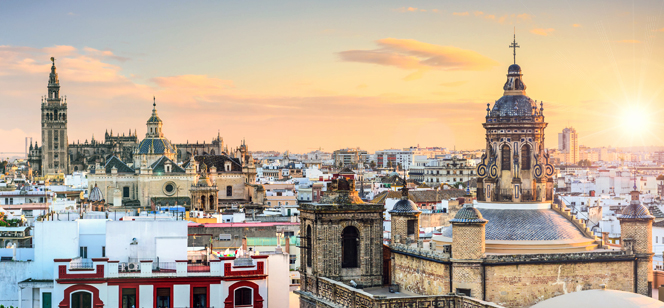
[41,57,69,176]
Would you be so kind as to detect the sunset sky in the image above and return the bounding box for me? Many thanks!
[2,0,664,154]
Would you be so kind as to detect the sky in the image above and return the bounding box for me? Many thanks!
[2,0,664,154]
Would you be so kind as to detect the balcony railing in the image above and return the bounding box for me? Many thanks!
[70,261,94,269]
[495,189,513,202]
[520,189,536,201]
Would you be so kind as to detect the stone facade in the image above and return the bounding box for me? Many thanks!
[300,176,384,289]
[452,224,485,260]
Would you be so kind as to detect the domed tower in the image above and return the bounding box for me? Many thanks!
[389,180,421,244]
[476,38,553,203]
[618,184,654,296]
[299,175,384,291]
[134,97,178,167]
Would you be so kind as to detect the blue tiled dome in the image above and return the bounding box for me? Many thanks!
[137,138,175,154]
[389,198,420,214]
[619,200,654,219]
[450,206,487,223]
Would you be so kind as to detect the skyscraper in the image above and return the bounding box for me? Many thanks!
[558,127,579,164]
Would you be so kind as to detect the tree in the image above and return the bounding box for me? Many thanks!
[369,161,376,169]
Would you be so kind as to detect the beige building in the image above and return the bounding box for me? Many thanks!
[87,102,264,210]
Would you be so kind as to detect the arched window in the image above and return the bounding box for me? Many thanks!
[306,225,312,267]
[521,144,531,170]
[200,195,206,210]
[209,195,215,208]
[71,291,92,308]
[234,287,252,306]
[341,226,359,268]
[501,144,511,171]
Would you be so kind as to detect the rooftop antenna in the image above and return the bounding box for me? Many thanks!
[509,27,520,64]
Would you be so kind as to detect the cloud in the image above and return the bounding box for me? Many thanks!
[530,28,555,36]
[338,38,498,79]
[67,12,77,16]
[572,24,581,28]
[394,7,431,13]
[152,75,234,90]
[83,47,130,62]
[617,39,641,43]
[655,28,664,32]
[474,11,484,16]
[453,12,469,16]
[517,14,532,20]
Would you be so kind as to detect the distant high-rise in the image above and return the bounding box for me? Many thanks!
[558,127,579,164]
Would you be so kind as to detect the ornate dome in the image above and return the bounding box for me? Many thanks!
[89,184,104,202]
[450,205,487,223]
[489,63,539,117]
[147,98,162,124]
[619,200,654,219]
[389,198,420,214]
[137,138,175,154]
[490,95,537,117]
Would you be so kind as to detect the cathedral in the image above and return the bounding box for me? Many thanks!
[29,58,264,209]
[297,42,654,308]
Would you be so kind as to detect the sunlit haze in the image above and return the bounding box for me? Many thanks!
[2,0,664,153]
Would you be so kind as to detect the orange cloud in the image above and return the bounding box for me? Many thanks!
[338,38,498,79]
[517,13,532,20]
[573,24,581,28]
[474,11,484,16]
[453,12,469,16]
[656,28,664,32]
[394,7,421,12]
[617,39,641,43]
[530,28,555,36]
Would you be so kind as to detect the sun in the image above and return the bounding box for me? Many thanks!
[620,106,652,136]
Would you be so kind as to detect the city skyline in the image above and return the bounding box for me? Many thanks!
[2,0,664,153]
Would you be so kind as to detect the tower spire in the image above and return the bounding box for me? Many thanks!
[509,28,520,64]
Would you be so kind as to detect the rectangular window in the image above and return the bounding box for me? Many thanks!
[219,234,232,241]
[156,288,171,308]
[193,287,207,308]
[407,220,416,235]
[79,246,87,259]
[290,254,297,264]
[102,246,106,257]
[121,288,136,308]
[226,186,232,197]
[456,288,471,297]
[123,187,130,198]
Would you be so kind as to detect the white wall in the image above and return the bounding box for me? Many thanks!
[0,261,33,307]
[78,219,107,259]
[34,221,79,279]
[106,220,188,262]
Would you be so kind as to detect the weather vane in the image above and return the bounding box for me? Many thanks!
[509,28,519,64]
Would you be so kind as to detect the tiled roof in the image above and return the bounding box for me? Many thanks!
[194,155,243,172]
[619,201,654,219]
[150,156,186,173]
[137,138,175,154]
[104,156,134,173]
[648,205,664,219]
[442,208,589,241]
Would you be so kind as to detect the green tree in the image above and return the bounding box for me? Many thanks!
[369,161,376,169]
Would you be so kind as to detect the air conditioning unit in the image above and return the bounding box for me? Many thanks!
[128,262,140,271]
[118,263,127,272]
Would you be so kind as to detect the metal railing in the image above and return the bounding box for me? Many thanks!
[495,189,513,202]
[154,262,177,272]
[520,189,536,201]
[70,261,94,269]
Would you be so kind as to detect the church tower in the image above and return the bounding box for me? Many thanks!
[41,57,69,176]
